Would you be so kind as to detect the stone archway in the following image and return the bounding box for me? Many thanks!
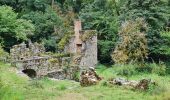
[22,69,37,78]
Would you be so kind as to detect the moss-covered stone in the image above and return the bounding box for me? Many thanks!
[81,30,96,41]
[58,31,74,50]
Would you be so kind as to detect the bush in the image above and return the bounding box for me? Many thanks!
[136,62,166,76]
[116,62,167,76]
[150,62,166,76]
[72,71,80,82]
[0,45,9,62]
[115,64,137,77]
[135,65,152,73]
[112,18,148,64]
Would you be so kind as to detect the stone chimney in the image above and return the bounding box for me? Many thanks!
[74,20,82,45]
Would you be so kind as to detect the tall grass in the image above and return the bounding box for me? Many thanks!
[0,62,80,100]
[0,62,26,100]
[0,62,170,100]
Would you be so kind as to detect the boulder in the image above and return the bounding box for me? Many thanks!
[80,67,102,86]
[108,78,154,90]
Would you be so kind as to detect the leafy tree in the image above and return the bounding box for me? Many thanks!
[80,0,119,63]
[21,7,64,51]
[0,0,27,12]
[0,6,34,51]
[56,0,88,13]
[0,0,52,12]
[23,0,51,12]
[119,0,170,59]
[112,18,148,64]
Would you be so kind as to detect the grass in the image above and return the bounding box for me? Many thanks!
[1,62,170,100]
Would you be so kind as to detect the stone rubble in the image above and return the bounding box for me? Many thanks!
[80,67,102,86]
[108,78,155,90]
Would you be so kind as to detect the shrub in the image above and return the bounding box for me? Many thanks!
[0,45,9,62]
[150,62,166,76]
[112,18,148,64]
[116,64,137,77]
[72,71,80,82]
[136,62,166,76]
[135,65,152,73]
[58,33,73,50]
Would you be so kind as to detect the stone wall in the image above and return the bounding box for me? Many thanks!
[10,20,97,80]
[64,20,98,68]
[64,36,76,53]
[80,35,97,68]
[10,42,79,80]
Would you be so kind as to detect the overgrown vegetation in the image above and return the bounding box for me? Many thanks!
[0,0,170,100]
[1,63,170,100]
[0,5,34,51]
[112,18,148,64]
[81,30,96,41]
[0,45,8,62]
[0,0,169,62]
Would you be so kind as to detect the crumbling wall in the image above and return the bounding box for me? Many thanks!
[80,35,97,68]
[64,36,76,53]
[64,21,98,68]
[10,42,79,80]
[10,20,98,79]
[10,41,45,62]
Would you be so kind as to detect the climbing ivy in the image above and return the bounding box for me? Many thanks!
[58,32,74,50]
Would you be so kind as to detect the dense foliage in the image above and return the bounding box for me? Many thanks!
[0,1,170,99]
[112,18,148,64]
[0,6,34,51]
[0,0,169,63]
[80,0,119,63]
[119,0,170,61]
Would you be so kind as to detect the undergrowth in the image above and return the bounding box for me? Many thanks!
[0,62,170,100]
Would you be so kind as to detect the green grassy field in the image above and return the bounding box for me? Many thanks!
[0,63,170,100]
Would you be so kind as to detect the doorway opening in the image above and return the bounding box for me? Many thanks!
[22,69,36,78]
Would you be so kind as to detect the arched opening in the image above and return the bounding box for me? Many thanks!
[22,69,36,78]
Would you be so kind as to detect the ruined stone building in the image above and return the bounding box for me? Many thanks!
[10,20,97,79]
[65,20,98,68]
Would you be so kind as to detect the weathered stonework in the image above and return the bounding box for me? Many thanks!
[10,20,97,80]
[65,20,98,68]
[10,42,79,79]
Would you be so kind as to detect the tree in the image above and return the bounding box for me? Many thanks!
[112,18,148,64]
[0,0,27,12]
[80,0,119,63]
[119,0,170,59]
[0,6,34,51]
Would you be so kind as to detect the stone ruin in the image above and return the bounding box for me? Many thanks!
[10,41,79,79]
[65,20,97,69]
[10,20,98,80]
[80,67,102,86]
[107,77,156,90]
